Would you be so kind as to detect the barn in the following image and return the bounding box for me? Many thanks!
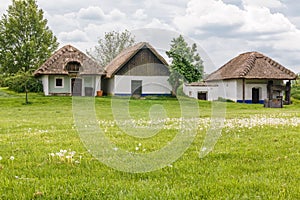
[184,51,297,106]
[102,42,171,96]
[34,45,104,96]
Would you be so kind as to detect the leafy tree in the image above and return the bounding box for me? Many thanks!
[87,30,135,66]
[0,0,58,103]
[291,73,300,100]
[166,35,204,95]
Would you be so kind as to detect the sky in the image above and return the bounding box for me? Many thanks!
[1,0,300,73]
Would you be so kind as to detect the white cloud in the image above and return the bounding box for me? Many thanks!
[174,0,296,36]
[242,0,284,9]
[133,9,147,20]
[59,30,89,43]
[240,6,296,34]
[109,9,126,21]
[1,0,300,73]
[145,18,175,31]
[78,6,106,21]
[174,0,244,34]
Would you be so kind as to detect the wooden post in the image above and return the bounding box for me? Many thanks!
[285,80,291,105]
[242,79,245,103]
[267,80,273,100]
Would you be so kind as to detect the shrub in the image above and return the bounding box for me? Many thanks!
[291,85,300,100]
[6,74,43,93]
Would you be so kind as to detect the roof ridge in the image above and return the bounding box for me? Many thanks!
[263,56,295,77]
[239,52,257,77]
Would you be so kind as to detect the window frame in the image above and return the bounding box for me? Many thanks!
[54,77,64,88]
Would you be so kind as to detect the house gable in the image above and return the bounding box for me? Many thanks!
[115,48,170,76]
[105,42,169,78]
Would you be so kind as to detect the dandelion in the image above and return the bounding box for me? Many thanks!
[113,147,118,151]
[10,156,15,161]
[0,156,2,161]
[135,147,139,151]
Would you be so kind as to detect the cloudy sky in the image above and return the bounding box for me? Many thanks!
[1,0,300,73]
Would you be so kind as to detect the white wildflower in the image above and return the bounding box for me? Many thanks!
[113,147,118,151]
[10,156,15,161]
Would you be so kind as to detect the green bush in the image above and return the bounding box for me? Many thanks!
[291,85,300,100]
[5,74,43,93]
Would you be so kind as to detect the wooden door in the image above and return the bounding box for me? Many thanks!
[252,88,259,103]
[131,80,142,96]
[71,78,82,96]
[197,92,207,100]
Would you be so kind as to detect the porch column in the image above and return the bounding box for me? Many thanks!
[285,80,291,105]
[42,75,49,96]
[267,80,273,100]
[242,79,245,103]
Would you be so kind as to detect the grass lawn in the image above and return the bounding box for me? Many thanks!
[0,87,300,199]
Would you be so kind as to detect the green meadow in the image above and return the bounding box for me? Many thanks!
[0,88,300,199]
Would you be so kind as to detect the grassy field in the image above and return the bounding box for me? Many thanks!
[0,88,300,199]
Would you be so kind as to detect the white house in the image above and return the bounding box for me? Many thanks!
[102,42,172,96]
[35,43,172,97]
[34,45,104,96]
[184,52,297,106]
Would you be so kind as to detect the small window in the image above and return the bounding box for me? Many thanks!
[55,77,64,88]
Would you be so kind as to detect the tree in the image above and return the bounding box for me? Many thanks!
[0,0,58,103]
[87,30,135,66]
[166,35,204,95]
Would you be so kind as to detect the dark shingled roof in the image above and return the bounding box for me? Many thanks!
[205,52,297,81]
[105,42,168,78]
[34,45,104,76]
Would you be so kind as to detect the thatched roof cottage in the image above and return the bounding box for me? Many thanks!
[184,52,297,106]
[34,43,171,96]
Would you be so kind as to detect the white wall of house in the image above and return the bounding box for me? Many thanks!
[105,77,115,95]
[41,75,49,96]
[223,80,238,101]
[183,82,226,101]
[184,79,284,103]
[94,76,101,96]
[113,75,171,95]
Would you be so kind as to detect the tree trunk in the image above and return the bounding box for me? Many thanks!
[25,79,29,104]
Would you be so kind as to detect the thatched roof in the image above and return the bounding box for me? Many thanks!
[205,52,297,81]
[34,45,104,76]
[105,42,168,78]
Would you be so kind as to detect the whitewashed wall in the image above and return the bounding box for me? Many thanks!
[41,75,49,96]
[223,80,238,101]
[113,75,171,95]
[183,81,226,101]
